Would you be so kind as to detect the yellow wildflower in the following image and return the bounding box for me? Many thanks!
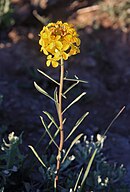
[39,21,80,67]
[46,55,59,68]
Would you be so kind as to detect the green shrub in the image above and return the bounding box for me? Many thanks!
[0,132,24,191]
[0,0,14,28]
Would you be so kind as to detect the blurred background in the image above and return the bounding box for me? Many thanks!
[0,0,130,185]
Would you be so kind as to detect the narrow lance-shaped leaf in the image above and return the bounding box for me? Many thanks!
[48,118,66,148]
[43,111,59,130]
[80,149,97,191]
[64,77,88,84]
[62,133,83,163]
[42,111,59,151]
[48,121,53,128]
[54,87,59,115]
[34,82,56,102]
[74,168,83,192]
[37,69,60,85]
[62,93,67,99]
[65,112,89,142]
[44,121,57,151]
[74,75,79,79]
[62,92,86,114]
[29,145,47,168]
[40,116,59,149]
[63,81,79,95]
[103,106,125,137]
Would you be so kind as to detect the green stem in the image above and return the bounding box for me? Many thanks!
[54,58,64,191]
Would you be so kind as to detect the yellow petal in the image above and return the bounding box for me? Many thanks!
[48,23,55,27]
[75,38,81,46]
[46,60,51,67]
[51,35,56,40]
[54,51,60,59]
[56,21,62,25]
[62,52,69,60]
[47,55,52,59]
[43,48,48,55]
[52,61,59,68]
[64,35,72,42]
[47,48,55,56]
[49,42,55,49]
[39,39,42,45]
[62,42,70,51]
[55,41,63,50]
[69,46,80,55]
[42,33,48,38]
[56,35,61,40]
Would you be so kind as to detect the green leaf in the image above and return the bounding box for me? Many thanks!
[64,77,88,84]
[37,69,60,85]
[48,129,59,148]
[62,133,83,163]
[40,116,59,149]
[74,168,83,191]
[54,87,59,114]
[80,149,97,191]
[65,112,89,142]
[62,92,86,114]
[43,111,59,130]
[62,93,67,99]
[34,82,56,102]
[47,118,66,149]
[1,132,24,169]
[63,81,79,95]
[28,145,47,168]
[103,106,125,137]
[63,118,67,125]
[42,111,59,150]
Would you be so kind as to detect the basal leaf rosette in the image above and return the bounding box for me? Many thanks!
[39,21,80,68]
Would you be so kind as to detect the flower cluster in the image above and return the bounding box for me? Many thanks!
[39,21,80,67]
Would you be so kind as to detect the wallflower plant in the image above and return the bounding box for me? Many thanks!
[29,21,125,191]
